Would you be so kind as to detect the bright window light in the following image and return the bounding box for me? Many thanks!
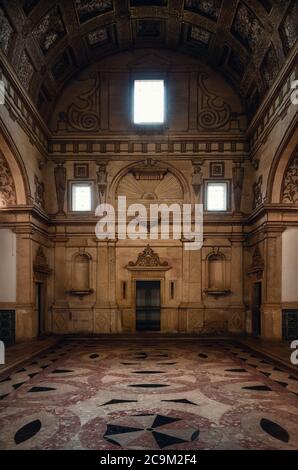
[206,182,228,211]
[72,184,92,212]
[134,80,165,124]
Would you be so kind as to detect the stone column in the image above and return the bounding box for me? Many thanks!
[15,229,34,340]
[230,234,245,333]
[262,226,284,340]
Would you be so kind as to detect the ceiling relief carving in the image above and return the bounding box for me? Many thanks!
[231,2,264,53]
[0,6,13,55]
[17,50,34,91]
[282,153,298,204]
[198,73,231,131]
[0,0,296,118]
[32,6,66,55]
[184,0,222,20]
[0,151,17,207]
[57,73,101,132]
[75,0,113,24]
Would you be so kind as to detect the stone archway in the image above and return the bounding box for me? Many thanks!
[0,120,30,206]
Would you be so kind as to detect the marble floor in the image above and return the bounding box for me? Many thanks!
[0,339,297,450]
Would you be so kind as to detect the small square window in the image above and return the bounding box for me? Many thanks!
[205,182,228,211]
[133,79,165,125]
[72,183,92,212]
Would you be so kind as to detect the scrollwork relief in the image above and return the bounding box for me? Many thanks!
[59,73,101,132]
[0,151,16,207]
[198,73,231,130]
[282,153,298,204]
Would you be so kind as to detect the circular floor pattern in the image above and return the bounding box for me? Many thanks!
[79,409,218,450]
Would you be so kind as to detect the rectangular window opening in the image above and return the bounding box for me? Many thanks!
[206,182,228,212]
[72,184,92,212]
[133,79,165,125]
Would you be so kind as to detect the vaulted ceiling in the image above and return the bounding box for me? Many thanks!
[0,0,297,121]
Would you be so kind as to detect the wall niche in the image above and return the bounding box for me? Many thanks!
[204,249,230,296]
[70,250,94,298]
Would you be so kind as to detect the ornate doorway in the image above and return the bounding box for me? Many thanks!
[136,281,161,331]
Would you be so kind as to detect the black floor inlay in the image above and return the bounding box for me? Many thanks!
[101,399,138,406]
[260,418,289,443]
[242,385,272,391]
[129,384,169,388]
[162,398,198,405]
[14,420,42,445]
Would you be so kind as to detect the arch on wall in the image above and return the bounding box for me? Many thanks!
[70,250,93,294]
[0,118,31,205]
[109,159,191,205]
[266,114,298,204]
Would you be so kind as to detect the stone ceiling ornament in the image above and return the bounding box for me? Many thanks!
[58,73,101,132]
[127,245,170,271]
[1,0,296,115]
[198,73,231,130]
[0,151,17,207]
[282,153,298,204]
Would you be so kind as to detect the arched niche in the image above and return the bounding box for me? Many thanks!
[266,118,298,203]
[204,249,230,296]
[0,119,30,205]
[70,251,94,297]
[110,158,190,206]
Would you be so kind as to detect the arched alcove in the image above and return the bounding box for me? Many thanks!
[204,249,230,296]
[70,251,94,297]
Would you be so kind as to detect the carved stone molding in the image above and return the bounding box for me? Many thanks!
[191,162,203,201]
[34,175,45,209]
[253,175,263,209]
[54,162,66,215]
[127,245,171,271]
[232,162,244,213]
[97,162,108,205]
[0,150,17,207]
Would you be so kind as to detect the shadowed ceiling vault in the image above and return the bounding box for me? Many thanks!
[0,0,297,122]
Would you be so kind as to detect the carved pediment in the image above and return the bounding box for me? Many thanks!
[130,159,168,181]
[33,247,52,276]
[247,246,264,276]
[127,245,171,271]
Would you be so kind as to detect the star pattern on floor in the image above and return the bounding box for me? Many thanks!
[0,339,297,450]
